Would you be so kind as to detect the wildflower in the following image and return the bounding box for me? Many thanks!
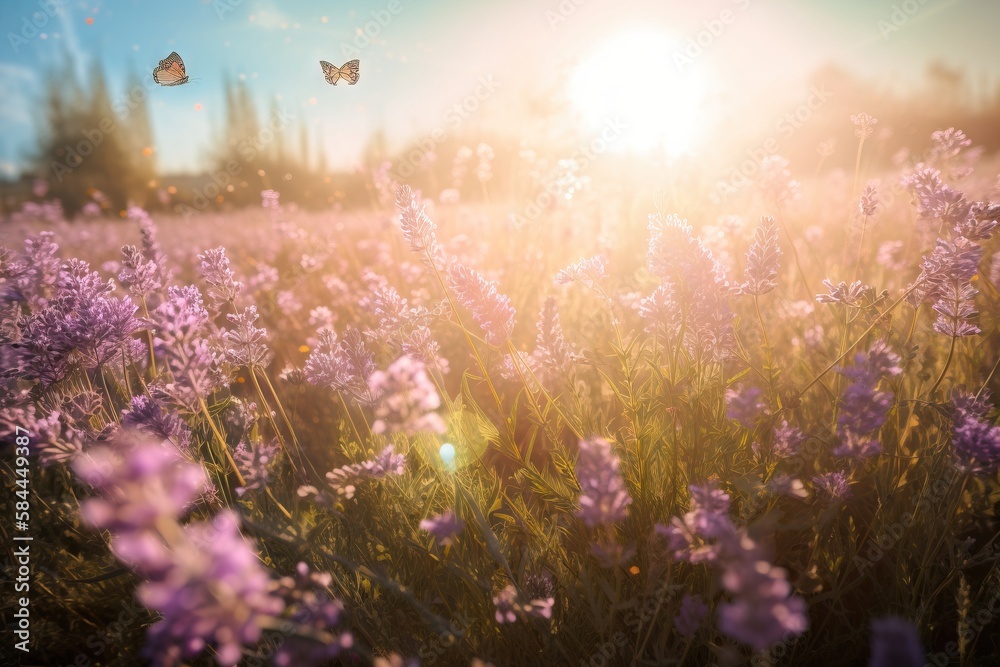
[234,439,281,496]
[122,395,192,450]
[726,385,766,428]
[119,245,161,300]
[139,510,286,667]
[420,510,464,546]
[869,617,924,667]
[304,327,377,405]
[638,283,680,344]
[394,185,445,266]
[772,421,806,459]
[315,445,407,501]
[493,584,553,624]
[737,216,782,296]
[73,434,207,533]
[859,185,879,217]
[647,213,734,361]
[272,563,353,666]
[535,296,577,370]
[674,594,708,638]
[224,306,273,368]
[929,127,971,163]
[813,471,852,500]
[574,436,632,527]
[554,256,607,290]
[816,279,868,306]
[368,355,446,435]
[494,585,519,624]
[0,403,78,466]
[834,342,901,458]
[657,483,809,649]
[950,389,1000,474]
[447,263,516,346]
[197,247,243,313]
[851,113,878,140]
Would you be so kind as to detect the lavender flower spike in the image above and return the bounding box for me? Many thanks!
[574,436,632,527]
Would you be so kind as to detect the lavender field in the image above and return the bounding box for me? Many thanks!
[2,1,1000,666]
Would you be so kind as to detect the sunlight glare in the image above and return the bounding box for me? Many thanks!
[569,30,706,157]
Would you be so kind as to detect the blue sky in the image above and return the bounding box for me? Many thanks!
[0,0,997,176]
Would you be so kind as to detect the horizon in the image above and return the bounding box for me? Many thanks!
[2,0,1000,179]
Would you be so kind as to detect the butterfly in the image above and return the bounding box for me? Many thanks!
[320,59,360,86]
[153,52,189,86]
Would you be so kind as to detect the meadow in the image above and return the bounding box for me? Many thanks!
[2,123,1000,666]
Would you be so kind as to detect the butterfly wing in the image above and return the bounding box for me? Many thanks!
[340,59,360,85]
[153,52,189,86]
[320,60,341,85]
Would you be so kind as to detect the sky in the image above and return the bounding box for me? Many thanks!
[0,0,998,177]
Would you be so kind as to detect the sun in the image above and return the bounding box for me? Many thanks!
[568,30,706,158]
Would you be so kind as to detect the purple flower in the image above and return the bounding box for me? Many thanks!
[197,247,244,313]
[737,216,782,296]
[304,327,377,405]
[574,436,632,527]
[646,213,734,361]
[813,471,852,501]
[420,510,464,546]
[772,421,806,459]
[368,355,446,435]
[234,440,281,496]
[950,389,1000,474]
[73,434,207,533]
[851,112,878,140]
[859,185,879,217]
[529,296,577,386]
[122,395,192,449]
[224,306,273,368]
[140,511,286,667]
[312,445,407,502]
[492,584,553,624]
[153,286,225,411]
[0,403,78,465]
[726,385,766,428]
[554,256,607,291]
[272,564,353,666]
[834,342,901,458]
[494,585,519,624]
[674,594,708,638]
[816,279,868,306]
[447,262,516,346]
[394,185,445,266]
[638,283,681,344]
[869,617,924,667]
[119,245,161,301]
[657,483,809,650]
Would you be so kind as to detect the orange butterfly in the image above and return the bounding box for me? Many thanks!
[153,52,189,86]
[320,59,359,86]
